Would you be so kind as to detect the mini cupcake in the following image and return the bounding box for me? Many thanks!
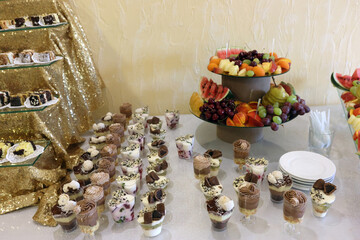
[233,139,250,166]
[193,155,210,179]
[116,173,140,195]
[52,194,77,232]
[206,195,234,231]
[96,158,116,182]
[245,157,269,182]
[147,139,166,151]
[109,123,125,142]
[90,169,111,196]
[147,160,168,176]
[175,134,195,159]
[127,122,145,135]
[121,143,140,160]
[141,189,166,208]
[102,112,114,125]
[128,133,146,152]
[310,179,337,218]
[150,129,166,140]
[79,146,101,162]
[120,158,143,179]
[204,149,222,177]
[165,110,180,129]
[74,199,99,235]
[113,113,127,127]
[120,103,132,118]
[108,189,135,223]
[89,136,107,150]
[100,144,118,163]
[233,173,258,194]
[62,180,83,201]
[106,133,121,153]
[73,160,95,186]
[138,203,166,238]
[83,184,105,215]
[147,146,168,164]
[92,122,109,137]
[146,171,169,190]
[267,171,293,203]
[200,176,223,200]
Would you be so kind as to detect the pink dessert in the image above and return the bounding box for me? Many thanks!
[108,189,135,223]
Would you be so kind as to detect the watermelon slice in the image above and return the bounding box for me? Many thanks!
[352,68,360,80]
[331,72,351,91]
[199,76,232,101]
[341,91,357,103]
[216,47,244,59]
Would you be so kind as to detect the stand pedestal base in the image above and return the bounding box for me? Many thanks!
[216,125,264,143]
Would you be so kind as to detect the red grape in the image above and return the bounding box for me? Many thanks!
[205,112,212,120]
[262,118,271,126]
[271,122,279,131]
[304,105,310,113]
[280,113,288,122]
[208,98,215,104]
[281,106,290,115]
[212,113,219,121]
[217,108,225,116]
[266,105,274,114]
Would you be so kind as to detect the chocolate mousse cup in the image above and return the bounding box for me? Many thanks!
[75,200,99,235]
[83,184,106,215]
[237,183,260,217]
[96,158,116,182]
[90,169,111,196]
[52,205,77,232]
[283,190,307,224]
[120,103,132,120]
[233,139,250,167]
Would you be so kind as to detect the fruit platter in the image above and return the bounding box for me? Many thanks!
[331,68,360,155]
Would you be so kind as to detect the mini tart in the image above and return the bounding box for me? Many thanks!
[200,176,223,200]
[121,143,140,160]
[116,173,140,195]
[101,112,114,124]
[92,123,110,136]
[13,141,36,157]
[146,171,169,190]
[141,189,167,208]
[80,146,100,162]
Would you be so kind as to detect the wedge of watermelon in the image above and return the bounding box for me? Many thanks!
[216,47,244,59]
[331,72,351,91]
[199,76,233,102]
[352,68,360,80]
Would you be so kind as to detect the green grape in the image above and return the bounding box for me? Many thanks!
[273,116,282,124]
[243,59,251,65]
[356,115,360,118]
[273,102,279,108]
[347,106,355,112]
[254,58,260,64]
[350,86,357,96]
[259,110,267,118]
[263,53,270,60]
[287,95,297,104]
[353,80,360,86]
[246,70,254,77]
[270,55,275,61]
[258,106,266,112]
[274,107,282,116]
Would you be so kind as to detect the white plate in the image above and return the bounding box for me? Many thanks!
[292,182,311,191]
[279,165,334,182]
[279,151,336,181]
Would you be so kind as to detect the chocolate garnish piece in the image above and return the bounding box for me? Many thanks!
[284,175,292,185]
[149,171,160,181]
[30,16,40,26]
[204,149,222,159]
[161,160,168,170]
[150,117,160,124]
[208,176,220,186]
[157,203,165,215]
[155,190,163,201]
[204,177,212,188]
[13,149,24,155]
[148,193,155,203]
[43,15,54,25]
[14,18,25,27]
[146,174,154,184]
[158,146,168,158]
[324,183,337,195]
[244,172,258,184]
[143,212,153,224]
[152,210,162,220]
[313,179,325,190]
[151,140,165,147]
[80,152,91,160]
[150,129,160,134]
[0,149,3,158]
[154,164,161,172]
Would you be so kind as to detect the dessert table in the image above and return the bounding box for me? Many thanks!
[1,104,360,240]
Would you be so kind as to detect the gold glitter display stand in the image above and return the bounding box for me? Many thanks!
[0,0,104,226]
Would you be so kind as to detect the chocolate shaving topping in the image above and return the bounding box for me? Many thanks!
[324,183,337,195]
[148,193,155,203]
[149,171,160,181]
[146,175,154,184]
[157,203,165,215]
[208,176,220,186]
[204,149,222,159]
[81,152,91,160]
[144,212,153,224]
[158,146,168,158]
[151,140,165,147]
[155,190,163,201]
[313,179,325,190]
[244,172,258,184]
[152,210,162,220]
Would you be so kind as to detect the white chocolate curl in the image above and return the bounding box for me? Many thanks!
[58,194,70,206]
[272,170,283,180]
[82,160,94,172]
[218,196,234,211]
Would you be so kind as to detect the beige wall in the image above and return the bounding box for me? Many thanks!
[68,0,360,115]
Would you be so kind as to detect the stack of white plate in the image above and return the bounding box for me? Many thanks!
[279,151,336,191]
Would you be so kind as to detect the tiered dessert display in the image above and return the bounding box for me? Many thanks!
[190,48,310,143]
[0,0,104,226]
[331,68,360,155]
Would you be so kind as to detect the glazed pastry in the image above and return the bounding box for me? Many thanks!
[138,203,166,237]
[112,113,127,127]
[267,171,293,203]
[165,110,180,129]
[92,122,109,137]
[96,158,116,181]
[237,182,260,217]
[102,112,114,124]
[74,199,99,235]
[73,160,95,186]
[128,133,146,152]
[141,189,166,208]
[127,122,145,135]
[146,171,169,190]
[147,160,168,176]
[204,149,222,177]
[116,173,140,195]
[80,146,100,162]
[147,146,168,164]
[310,179,337,218]
[233,172,258,194]
[233,139,250,166]
[120,103,132,118]
[147,139,166,151]
[175,134,195,159]
[90,169,110,196]
[200,176,223,200]
[89,136,107,150]
[120,158,143,179]
[62,180,83,201]
[0,142,14,158]
[100,144,118,162]
[193,155,210,179]
[108,190,135,223]
[206,195,234,231]
[13,141,36,157]
[150,129,166,140]
[283,190,307,224]
[109,123,125,141]
[245,157,269,182]
[83,184,105,215]
[52,194,77,232]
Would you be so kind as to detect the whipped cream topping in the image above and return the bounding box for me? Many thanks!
[84,185,104,202]
[135,106,149,114]
[117,173,140,184]
[93,122,106,131]
[82,160,94,172]
[121,158,142,168]
[90,136,106,144]
[58,194,77,213]
[90,171,110,185]
[63,180,80,193]
[176,134,194,145]
[218,195,234,211]
[103,112,113,121]
[284,190,307,207]
[108,189,135,207]
[86,146,100,158]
